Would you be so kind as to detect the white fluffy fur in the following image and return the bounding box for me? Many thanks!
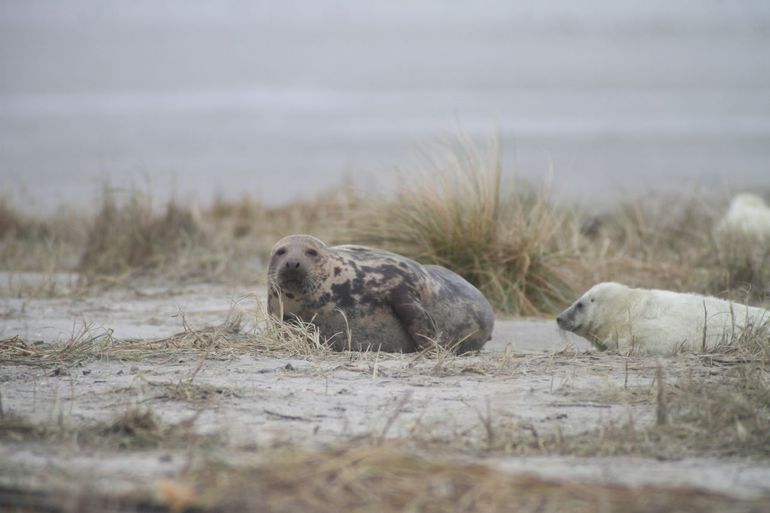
[716,193,770,239]
[558,282,769,355]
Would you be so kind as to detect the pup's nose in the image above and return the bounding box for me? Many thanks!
[285,260,301,270]
[556,315,565,327]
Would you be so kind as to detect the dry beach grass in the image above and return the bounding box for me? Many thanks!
[2,139,768,307]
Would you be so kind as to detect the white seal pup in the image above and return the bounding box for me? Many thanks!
[557,282,769,355]
[716,193,770,240]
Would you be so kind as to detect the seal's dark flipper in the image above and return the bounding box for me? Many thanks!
[390,286,437,350]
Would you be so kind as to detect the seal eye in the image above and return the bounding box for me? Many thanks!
[590,298,595,303]
[576,301,584,310]
[276,248,286,256]
[306,249,318,257]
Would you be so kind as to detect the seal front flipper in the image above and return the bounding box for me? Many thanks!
[390,286,437,350]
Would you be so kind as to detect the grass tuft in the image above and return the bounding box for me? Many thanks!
[0,198,47,240]
[0,199,84,278]
[353,137,576,316]
[93,406,171,450]
[78,190,205,281]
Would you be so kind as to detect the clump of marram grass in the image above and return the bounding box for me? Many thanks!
[352,138,577,316]
[0,198,85,277]
[0,198,45,239]
[78,189,210,282]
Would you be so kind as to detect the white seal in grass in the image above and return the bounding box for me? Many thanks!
[716,193,770,240]
[557,282,770,355]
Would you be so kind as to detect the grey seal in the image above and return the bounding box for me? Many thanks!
[267,234,494,353]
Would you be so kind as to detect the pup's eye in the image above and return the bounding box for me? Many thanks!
[276,248,286,256]
[576,302,584,309]
[590,298,595,303]
[306,249,318,257]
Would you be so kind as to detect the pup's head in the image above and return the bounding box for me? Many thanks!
[267,234,330,295]
[556,282,630,340]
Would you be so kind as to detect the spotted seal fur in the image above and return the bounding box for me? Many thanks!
[267,234,494,353]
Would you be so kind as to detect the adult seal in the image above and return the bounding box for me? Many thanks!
[267,234,494,353]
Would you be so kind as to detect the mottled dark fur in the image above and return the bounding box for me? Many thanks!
[267,235,494,353]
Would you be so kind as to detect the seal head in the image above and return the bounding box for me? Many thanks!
[268,235,329,297]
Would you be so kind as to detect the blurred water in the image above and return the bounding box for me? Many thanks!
[1,0,769,210]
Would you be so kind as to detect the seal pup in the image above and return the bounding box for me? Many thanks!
[557,282,770,355]
[716,193,770,240]
[267,234,494,353]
